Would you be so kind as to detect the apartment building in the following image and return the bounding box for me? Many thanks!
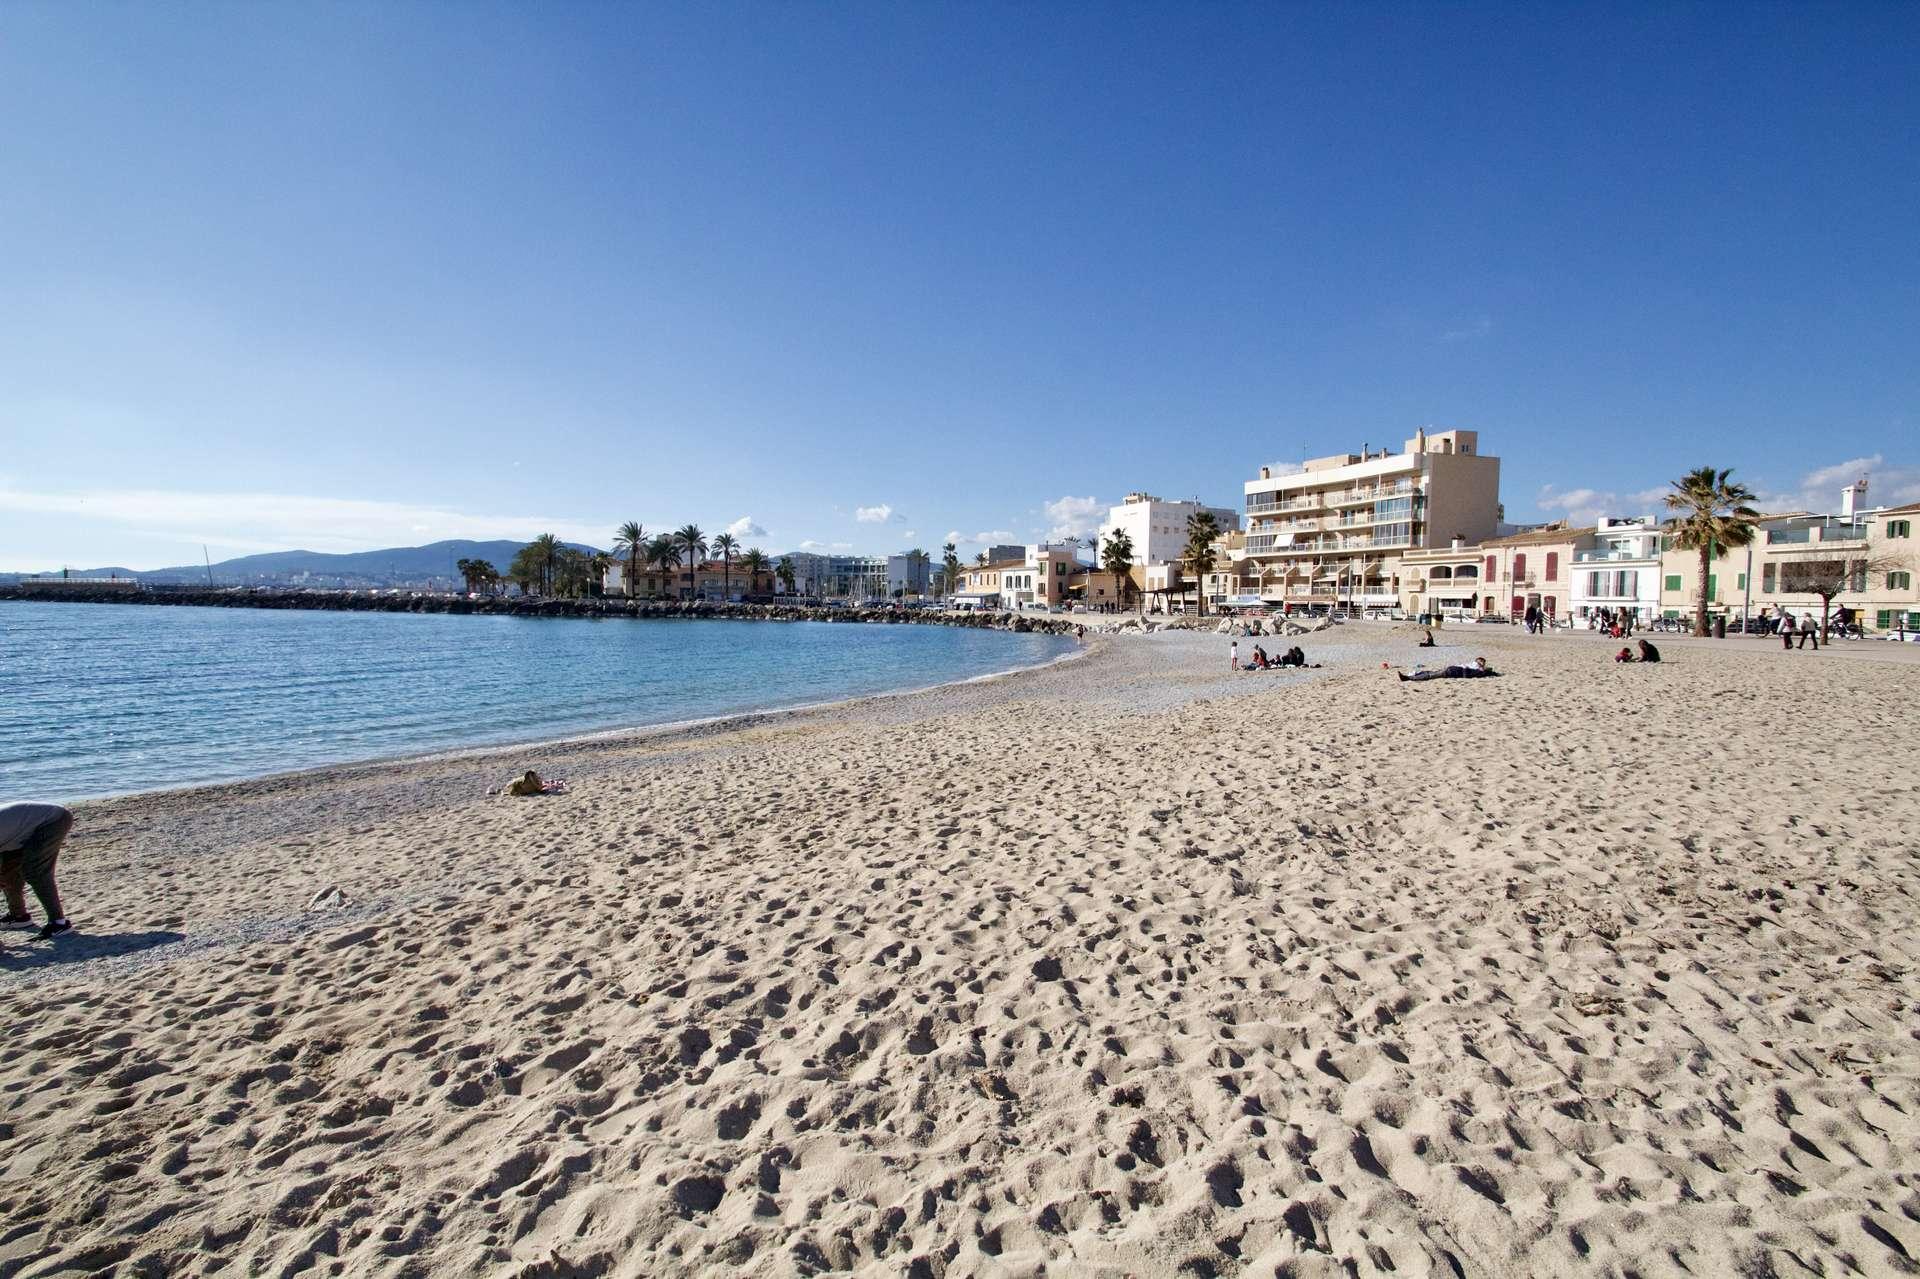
[954,559,1020,609]
[602,558,776,601]
[778,553,889,600]
[1238,428,1502,613]
[1099,492,1241,568]
[1568,517,1663,624]
[1659,489,1920,631]
[885,553,932,598]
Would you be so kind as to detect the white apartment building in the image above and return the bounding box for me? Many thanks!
[780,553,888,600]
[1000,544,1081,609]
[1569,516,1663,623]
[1237,428,1502,612]
[885,553,931,598]
[1098,493,1240,568]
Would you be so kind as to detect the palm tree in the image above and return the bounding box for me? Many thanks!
[1664,467,1760,637]
[673,524,707,599]
[906,547,930,598]
[1102,528,1136,615]
[612,521,646,599]
[711,532,739,600]
[462,559,499,595]
[740,548,769,597]
[646,534,680,598]
[528,533,563,596]
[1184,511,1221,617]
[776,555,797,596]
[588,551,614,598]
[508,543,546,596]
[941,542,960,601]
[974,550,987,567]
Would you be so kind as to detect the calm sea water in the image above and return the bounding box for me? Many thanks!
[0,602,1075,801]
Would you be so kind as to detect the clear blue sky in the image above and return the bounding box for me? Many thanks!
[2,3,1915,571]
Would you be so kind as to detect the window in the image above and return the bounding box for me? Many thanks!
[1545,552,1558,581]
[1736,573,1746,590]
[1888,520,1911,538]
[1763,564,1776,593]
[1664,574,1682,592]
[1514,553,1528,581]
[1485,555,1496,580]
[1890,571,1912,590]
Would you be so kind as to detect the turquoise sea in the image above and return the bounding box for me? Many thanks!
[0,602,1075,801]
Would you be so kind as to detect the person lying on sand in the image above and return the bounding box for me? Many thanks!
[1397,657,1498,682]
[0,801,74,939]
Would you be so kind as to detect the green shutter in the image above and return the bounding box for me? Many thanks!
[1736,573,1746,590]
[1664,574,1681,591]
[1706,574,1717,601]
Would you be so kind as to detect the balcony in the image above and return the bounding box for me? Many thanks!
[1245,495,1326,516]
[1767,523,1868,546]
[1574,549,1658,564]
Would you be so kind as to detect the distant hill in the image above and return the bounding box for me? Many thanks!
[5,539,603,587]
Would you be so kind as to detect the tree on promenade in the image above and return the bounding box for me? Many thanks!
[942,543,960,599]
[674,525,708,599]
[711,532,739,600]
[508,543,546,596]
[612,522,647,598]
[1184,511,1221,617]
[740,548,769,596]
[776,555,797,596]
[907,547,930,598]
[456,557,499,595]
[1664,468,1759,637]
[1781,552,1905,641]
[646,535,680,597]
[1102,528,1135,615]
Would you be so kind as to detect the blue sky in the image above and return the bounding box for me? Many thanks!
[2,3,1915,571]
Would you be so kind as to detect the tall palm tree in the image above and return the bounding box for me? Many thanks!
[455,557,478,594]
[1102,528,1136,615]
[1664,467,1760,637]
[528,533,563,596]
[740,548,769,596]
[646,534,680,598]
[612,521,646,599]
[587,551,614,598]
[711,532,739,600]
[941,542,960,601]
[673,524,707,599]
[463,559,499,595]
[776,555,797,596]
[1184,511,1221,617]
[906,547,930,598]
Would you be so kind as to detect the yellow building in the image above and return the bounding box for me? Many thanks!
[1658,501,1920,633]
[1237,428,1502,614]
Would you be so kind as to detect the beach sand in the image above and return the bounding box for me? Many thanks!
[5,624,1919,1277]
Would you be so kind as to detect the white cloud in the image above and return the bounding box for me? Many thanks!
[903,530,917,540]
[723,515,768,540]
[798,539,854,552]
[854,504,895,523]
[1535,484,1669,528]
[0,485,612,565]
[1439,316,1493,343]
[944,530,963,546]
[1767,454,1920,513]
[1043,495,1104,543]
[971,529,1016,545]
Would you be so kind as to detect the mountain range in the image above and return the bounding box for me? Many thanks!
[4,539,603,586]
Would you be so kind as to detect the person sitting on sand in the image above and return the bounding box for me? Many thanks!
[1615,646,1635,662]
[0,801,74,939]
[1248,645,1269,670]
[1637,639,1660,663]
[1418,628,1436,647]
[1398,657,1498,682]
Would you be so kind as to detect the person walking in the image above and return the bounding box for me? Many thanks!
[0,802,74,939]
[1229,639,1239,670]
[1798,613,1820,650]
[1779,612,1796,650]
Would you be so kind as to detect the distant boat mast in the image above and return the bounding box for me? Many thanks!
[204,545,214,586]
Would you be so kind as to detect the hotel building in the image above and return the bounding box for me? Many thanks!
[1237,429,1502,612]
[1568,517,1663,624]
[1099,493,1241,568]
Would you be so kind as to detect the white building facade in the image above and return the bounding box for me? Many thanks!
[1098,493,1241,568]
[1569,516,1663,624]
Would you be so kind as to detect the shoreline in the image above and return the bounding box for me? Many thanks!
[36,630,1096,809]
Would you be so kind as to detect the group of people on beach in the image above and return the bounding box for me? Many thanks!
[1234,642,1318,671]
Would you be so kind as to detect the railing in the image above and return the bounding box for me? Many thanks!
[1574,549,1658,563]
[1767,523,1868,545]
[1246,496,1325,515]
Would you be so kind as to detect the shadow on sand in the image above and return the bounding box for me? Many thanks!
[0,929,188,972]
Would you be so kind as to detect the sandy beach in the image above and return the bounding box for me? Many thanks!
[5,622,1919,1278]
